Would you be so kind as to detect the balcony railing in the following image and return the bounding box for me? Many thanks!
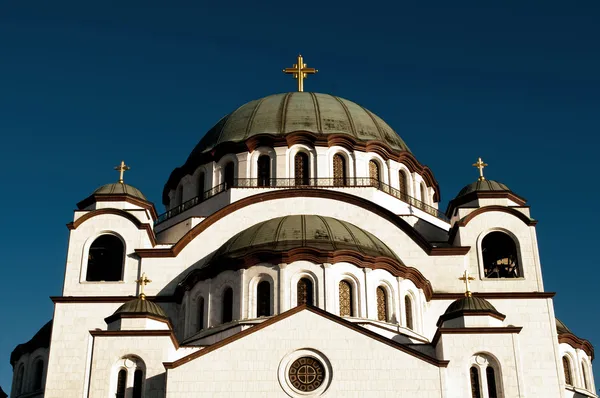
[155,177,449,225]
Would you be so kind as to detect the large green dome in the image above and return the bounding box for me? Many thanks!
[189,92,410,157]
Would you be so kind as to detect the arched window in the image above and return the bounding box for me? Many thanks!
[404,295,413,330]
[482,232,520,278]
[420,183,427,203]
[133,369,143,398]
[32,358,44,390]
[197,296,205,331]
[116,369,127,398]
[339,280,353,317]
[294,152,310,186]
[399,170,408,197]
[197,172,205,198]
[297,278,314,306]
[470,366,481,398]
[369,160,380,187]
[486,366,498,398]
[562,356,572,385]
[222,287,233,323]
[14,364,24,395]
[256,281,271,317]
[223,162,235,188]
[582,362,590,389]
[333,153,347,186]
[86,235,124,282]
[176,185,184,206]
[257,155,271,187]
[376,286,388,322]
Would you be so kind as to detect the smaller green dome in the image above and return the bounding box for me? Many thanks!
[456,179,511,198]
[556,318,572,335]
[437,296,505,326]
[108,298,168,321]
[94,182,147,200]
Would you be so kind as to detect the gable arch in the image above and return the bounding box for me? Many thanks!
[458,206,537,227]
[137,190,468,259]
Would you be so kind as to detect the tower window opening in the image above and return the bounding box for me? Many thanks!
[482,232,520,278]
[86,235,124,282]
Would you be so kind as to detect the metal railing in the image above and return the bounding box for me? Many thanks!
[156,177,449,225]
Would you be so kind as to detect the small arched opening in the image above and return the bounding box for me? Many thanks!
[482,232,520,278]
[256,280,271,317]
[222,287,234,323]
[86,235,124,282]
[223,162,235,188]
[297,278,314,306]
[376,286,389,322]
[369,160,380,187]
[32,358,44,391]
[14,364,24,395]
[339,280,354,317]
[294,152,310,186]
[404,295,414,330]
[333,153,347,186]
[562,356,572,385]
[197,296,205,331]
[257,155,271,187]
[399,170,408,197]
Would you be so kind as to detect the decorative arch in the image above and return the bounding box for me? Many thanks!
[478,230,522,279]
[398,168,410,197]
[562,355,573,385]
[85,233,125,282]
[458,206,538,227]
[338,274,361,317]
[216,154,238,188]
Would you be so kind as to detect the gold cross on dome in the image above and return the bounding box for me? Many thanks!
[283,54,318,92]
[135,273,152,300]
[459,269,476,297]
[114,160,130,184]
[472,157,488,181]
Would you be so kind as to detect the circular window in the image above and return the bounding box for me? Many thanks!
[278,349,332,397]
[288,357,325,392]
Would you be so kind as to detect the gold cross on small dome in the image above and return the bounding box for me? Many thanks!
[459,269,476,297]
[472,157,488,181]
[114,160,130,184]
[135,273,152,300]
[283,55,318,92]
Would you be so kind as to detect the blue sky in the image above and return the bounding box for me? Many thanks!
[1,0,599,393]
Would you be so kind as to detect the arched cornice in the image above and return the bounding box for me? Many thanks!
[176,247,434,300]
[77,194,158,220]
[457,206,538,227]
[137,189,470,259]
[559,333,595,361]
[162,132,441,205]
[67,208,157,246]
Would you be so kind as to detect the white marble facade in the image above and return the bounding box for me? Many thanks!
[9,91,595,398]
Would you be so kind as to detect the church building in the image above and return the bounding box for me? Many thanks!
[9,56,596,397]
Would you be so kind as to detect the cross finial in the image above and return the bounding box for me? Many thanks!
[114,160,130,184]
[135,272,152,300]
[283,54,318,92]
[472,157,488,181]
[458,269,476,297]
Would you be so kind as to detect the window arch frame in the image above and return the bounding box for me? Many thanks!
[14,363,25,396]
[376,285,390,322]
[332,152,349,186]
[562,355,573,386]
[256,280,272,317]
[216,154,238,189]
[111,356,146,398]
[420,182,428,204]
[250,146,276,187]
[290,271,319,308]
[581,358,592,390]
[83,232,126,283]
[468,352,504,398]
[477,229,524,280]
[398,168,410,198]
[287,144,316,183]
[404,294,414,330]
